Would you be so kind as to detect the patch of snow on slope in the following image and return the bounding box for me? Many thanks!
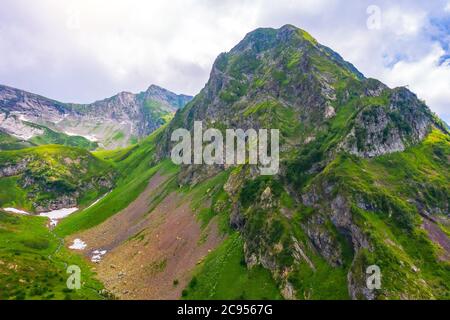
[91,250,107,263]
[69,239,87,250]
[39,207,79,227]
[3,208,29,215]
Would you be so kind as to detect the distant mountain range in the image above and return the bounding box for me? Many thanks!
[0,84,192,150]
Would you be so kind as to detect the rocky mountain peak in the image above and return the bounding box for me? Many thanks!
[159,24,444,178]
[0,84,192,149]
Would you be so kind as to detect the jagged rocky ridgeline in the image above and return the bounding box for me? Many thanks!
[0,84,192,150]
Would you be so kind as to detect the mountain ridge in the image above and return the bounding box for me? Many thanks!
[0,83,193,149]
[152,24,449,299]
[0,24,448,301]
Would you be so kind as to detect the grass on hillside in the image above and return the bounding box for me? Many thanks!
[182,233,282,300]
[0,145,114,212]
[55,129,178,236]
[0,131,34,151]
[0,211,104,300]
[25,122,98,150]
[316,129,450,298]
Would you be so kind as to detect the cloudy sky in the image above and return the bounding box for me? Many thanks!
[0,0,449,122]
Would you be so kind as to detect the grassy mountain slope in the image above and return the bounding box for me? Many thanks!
[155,25,449,299]
[0,84,192,150]
[54,25,448,300]
[182,233,282,300]
[0,130,34,151]
[26,122,98,150]
[54,127,284,299]
[54,129,166,237]
[0,210,105,300]
[1,25,448,300]
[0,145,115,212]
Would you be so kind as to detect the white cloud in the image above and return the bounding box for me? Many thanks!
[0,0,448,122]
[0,0,259,101]
[445,2,450,12]
[382,7,427,36]
[381,44,450,121]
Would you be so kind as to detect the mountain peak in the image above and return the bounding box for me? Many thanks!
[161,24,439,163]
[0,83,192,150]
[145,84,168,94]
[228,25,363,80]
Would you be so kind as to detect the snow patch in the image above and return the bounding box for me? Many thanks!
[91,250,107,263]
[3,208,29,215]
[86,192,111,210]
[69,239,87,250]
[39,207,79,227]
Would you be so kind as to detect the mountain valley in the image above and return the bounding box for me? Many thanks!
[0,25,449,301]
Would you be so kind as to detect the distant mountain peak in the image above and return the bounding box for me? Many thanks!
[146,84,167,92]
[0,84,193,149]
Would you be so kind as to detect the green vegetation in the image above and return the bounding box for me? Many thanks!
[55,129,178,236]
[0,176,32,211]
[0,131,34,150]
[1,25,448,301]
[182,233,282,300]
[26,122,98,150]
[0,211,104,300]
[0,145,114,212]
[310,130,450,298]
[112,131,125,141]
[143,99,173,126]
[185,169,233,234]
[240,176,283,208]
[298,29,318,45]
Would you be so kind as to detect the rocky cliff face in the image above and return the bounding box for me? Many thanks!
[0,84,192,149]
[157,25,449,299]
[341,87,437,158]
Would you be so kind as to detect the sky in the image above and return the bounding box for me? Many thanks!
[0,0,449,122]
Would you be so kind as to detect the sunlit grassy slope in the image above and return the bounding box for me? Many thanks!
[0,210,104,300]
[55,128,178,237]
[0,145,114,212]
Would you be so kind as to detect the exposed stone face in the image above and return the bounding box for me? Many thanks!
[34,195,78,213]
[0,159,29,178]
[260,187,278,210]
[280,281,296,300]
[297,179,381,299]
[342,88,433,158]
[304,215,343,267]
[0,113,44,140]
[0,84,192,149]
[329,195,370,251]
[301,182,369,269]
[347,263,376,300]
